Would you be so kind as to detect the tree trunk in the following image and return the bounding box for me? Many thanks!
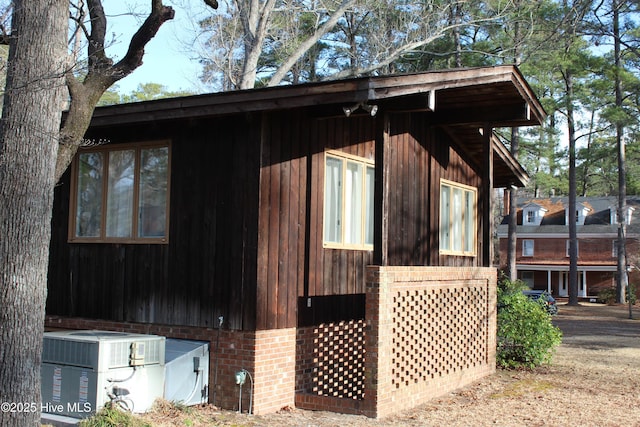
[0,1,68,425]
[506,127,519,282]
[239,0,276,89]
[506,17,522,283]
[565,69,579,306]
[613,0,628,306]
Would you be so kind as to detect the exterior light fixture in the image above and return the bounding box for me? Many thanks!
[342,102,378,117]
[234,368,253,414]
[361,103,378,116]
[342,103,359,117]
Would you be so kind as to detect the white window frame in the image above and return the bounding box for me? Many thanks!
[439,179,477,256]
[69,140,171,244]
[526,210,536,224]
[323,151,374,250]
[522,239,535,257]
[566,240,579,257]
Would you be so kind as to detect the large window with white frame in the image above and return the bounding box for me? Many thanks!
[439,179,477,256]
[323,151,374,250]
[69,141,171,243]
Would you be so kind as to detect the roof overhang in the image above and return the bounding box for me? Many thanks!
[491,134,529,187]
[85,66,545,187]
[88,65,545,128]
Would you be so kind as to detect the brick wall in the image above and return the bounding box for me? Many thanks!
[251,328,296,414]
[295,320,366,415]
[364,266,497,419]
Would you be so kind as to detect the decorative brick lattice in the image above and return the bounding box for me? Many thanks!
[391,283,488,388]
[312,320,366,400]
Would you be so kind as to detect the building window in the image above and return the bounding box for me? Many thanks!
[70,141,171,243]
[439,179,477,256]
[523,239,534,257]
[520,271,534,288]
[323,151,374,249]
[526,210,536,224]
[613,240,618,258]
[566,240,579,257]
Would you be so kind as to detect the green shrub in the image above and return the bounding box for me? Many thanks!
[627,283,637,305]
[78,404,150,427]
[597,285,637,305]
[597,287,617,305]
[497,277,562,369]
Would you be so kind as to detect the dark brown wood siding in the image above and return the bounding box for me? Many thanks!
[256,112,375,330]
[385,113,482,267]
[47,115,261,331]
[48,108,488,333]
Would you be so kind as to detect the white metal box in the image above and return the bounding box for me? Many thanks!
[41,330,165,418]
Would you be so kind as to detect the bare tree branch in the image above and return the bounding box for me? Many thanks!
[57,0,175,181]
[267,0,357,86]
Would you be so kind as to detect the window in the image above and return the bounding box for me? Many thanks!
[323,151,374,249]
[566,205,589,225]
[523,239,534,257]
[439,179,477,255]
[70,141,171,243]
[520,271,534,288]
[566,240,579,257]
[526,210,536,224]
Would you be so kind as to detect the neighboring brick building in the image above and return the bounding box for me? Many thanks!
[498,196,640,299]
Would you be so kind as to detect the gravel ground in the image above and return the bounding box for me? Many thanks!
[139,303,640,427]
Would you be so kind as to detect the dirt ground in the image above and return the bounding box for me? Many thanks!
[140,303,640,427]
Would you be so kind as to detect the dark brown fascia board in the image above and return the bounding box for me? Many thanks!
[491,133,529,188]
[370,66,545,123]
[88,65,546,128]
[439,125,529,188]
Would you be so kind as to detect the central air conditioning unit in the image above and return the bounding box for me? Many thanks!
[41,330,165,418]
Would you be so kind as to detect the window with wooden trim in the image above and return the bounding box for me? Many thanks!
[523,239,534,257]
[323,151,374,250]
[439,179,477,256]
[70,141,171,243]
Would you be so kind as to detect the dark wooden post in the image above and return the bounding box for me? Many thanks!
[374,112,390,266]
[482,125,494,267]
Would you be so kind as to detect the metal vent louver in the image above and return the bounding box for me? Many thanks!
[42,337,98,369]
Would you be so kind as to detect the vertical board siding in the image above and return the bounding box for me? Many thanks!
[256,111,308,330]
[47,115,261,331]
[257,111,376,329]
[48,107,490,334]
[305,116,376,301]
[386,113,482,267]
[386,113,432,266]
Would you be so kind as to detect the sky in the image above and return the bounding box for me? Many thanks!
[103,1,210,94]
